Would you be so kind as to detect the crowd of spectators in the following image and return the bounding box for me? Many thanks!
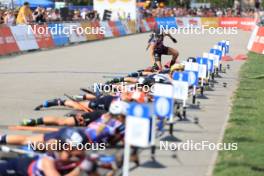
[0,1,261,26]
[139,6,259,19]
[0,2,99,26]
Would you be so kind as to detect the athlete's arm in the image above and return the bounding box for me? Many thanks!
[65,167,81,176]
[164,33,177,43]
[149,44,156,64]
[41,156,61,176]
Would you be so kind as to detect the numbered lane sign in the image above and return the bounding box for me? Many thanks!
[203,53,215,72]
[153,83,174,118]
[172,71,198,86]
[172,80,189,101]
[126,103,151,148]
[196,57,208,79]
[210,48,222,61]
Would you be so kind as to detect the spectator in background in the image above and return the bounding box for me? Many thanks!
[50,9,61,21]
[4,10,15,26]
[16,2,32,24]
[0,10,4,24]
[33,7,46,24]
[72,10,81,21]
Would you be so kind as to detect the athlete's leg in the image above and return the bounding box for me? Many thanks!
[64,100,90,111]
[168,47,179,66]
[2,134,44,145]
[21,116,76,126]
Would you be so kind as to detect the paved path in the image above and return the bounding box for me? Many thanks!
[0,30,251,175]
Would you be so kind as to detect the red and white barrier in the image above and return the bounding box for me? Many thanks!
[247,26,264,54]
[10,25,39,51]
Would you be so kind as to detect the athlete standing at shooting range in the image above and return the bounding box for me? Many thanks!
[147,28,179,71]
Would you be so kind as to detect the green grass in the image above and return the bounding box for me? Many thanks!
[213,52,264,176]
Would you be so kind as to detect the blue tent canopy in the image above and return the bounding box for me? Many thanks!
[15,0,55,8]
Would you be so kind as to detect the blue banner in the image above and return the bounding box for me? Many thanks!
[155,17,177,30]
[48,23,69,47]
[115,21,127,36]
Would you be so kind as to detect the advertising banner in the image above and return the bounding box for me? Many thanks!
[10,25,39,51]
[201,17,219,28]
[99,21,114,38]
[219,17,239,28]
[127,20,137,33]
[247,26,264,54]
[63,23,87,43]
[30,24,55,48]
[175,17,188,28]
[48,23,69,46]
[155,17,177,29]
[91,21,105,40]
[185,17,202,28]
[239,18,255,31]
[94,0,136,21]
[0,25,20,55]
[115,21,127,36]
[146,17,157,30]
[80,22,98,41]
[108,21,121,37]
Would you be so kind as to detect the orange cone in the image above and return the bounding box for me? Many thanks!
[222,55,233,61]
[234,54,248,61]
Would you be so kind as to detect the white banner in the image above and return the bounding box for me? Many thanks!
[10,25,39,51]
[63,23,86,43]
[94,0,136,21]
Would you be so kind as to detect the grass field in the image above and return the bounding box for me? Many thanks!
[213,52,264,176]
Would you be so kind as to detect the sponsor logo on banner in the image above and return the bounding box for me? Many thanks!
[0,25,20,55]
[31,24,55,48]
[63,23,87,43]
[201,17,219,28]
[219,17,239,28]
[100,21,113,38]
[146,17,157,30]
[108,21,121,37]
[247,26,264,54]
[239,18,255,31]
[186,17,201,28]
[94,0,136,21]
[80,22,98,41]
[0,30,7,55]
[156,17,178,29]
[127,20,137,33]
[10,25,39,51]
[176,18,185,28]
[48,23,69,46]
[115,21,127,36]
[121,21,131,34]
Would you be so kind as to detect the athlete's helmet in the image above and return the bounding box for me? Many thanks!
[59,128,88,148]
[170,63,185,73]
[109,101,128,115]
